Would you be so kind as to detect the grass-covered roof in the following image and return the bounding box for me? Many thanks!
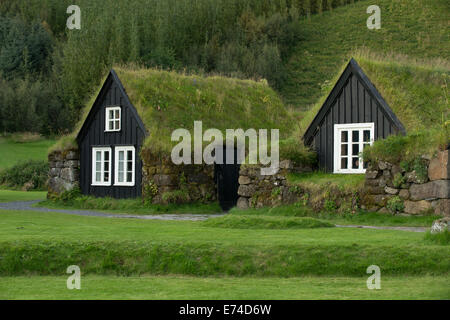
[298,51,449,163]
[52,66,317,163]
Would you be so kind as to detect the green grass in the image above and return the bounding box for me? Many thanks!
[424,231,450,245]
[288,172,365,190]
[0,136,55,170]
[37,196,222,215]
[0,190,47,203]
[1,275,448,300]
[202,215,334,229]
[281,0,449,108]
[229,204,438,227]
[0,210,448,277]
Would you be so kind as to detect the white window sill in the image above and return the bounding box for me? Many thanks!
[91,183,112,186]
[114,183,135,187]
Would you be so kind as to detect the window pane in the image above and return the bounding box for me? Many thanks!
[127,172,132,182]
[104,162,109,171]
[352,144,359,156]
[352,130,359,142]
[352,157,359,169]
[96,151,101,161]
[341,158,348,169]
[109,110,114,119]
[363,130,371,142]
[115,110,120,118]
[118,172,124,182]
[96,161,101,172]
[119,161,124,172]
[96,172,101,181]
[104,152,109,161]
[341,144,348,156]
[127,161,132,171]
[341,131,348,143]
[109,121,114,130]
[119,151,124,161]
[127,150,133,160]
[115,120,120,130]
[104,172,109,182]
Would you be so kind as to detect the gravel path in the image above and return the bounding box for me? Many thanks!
[0,201,429,231]
[0,200,224,221]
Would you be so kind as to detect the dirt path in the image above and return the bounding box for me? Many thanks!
[0,201,429,231]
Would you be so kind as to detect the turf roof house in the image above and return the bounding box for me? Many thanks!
[49,67,295,210]
[303,59,406,173]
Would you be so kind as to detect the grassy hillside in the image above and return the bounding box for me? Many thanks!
[281,0,450,109]
[0,135,55,170]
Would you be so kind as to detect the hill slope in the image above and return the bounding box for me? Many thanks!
[281,0,450,109]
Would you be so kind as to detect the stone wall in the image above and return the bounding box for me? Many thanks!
[236,160,313,209]
[48,149,80,196]
[362,149,449,216]
[141,149,216,204]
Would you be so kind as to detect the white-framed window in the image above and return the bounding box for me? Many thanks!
[334,123,374,174]
[92,147,112,186]
[114,146,135,186]
[105,106,121,132]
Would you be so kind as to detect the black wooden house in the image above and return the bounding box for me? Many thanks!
[303,59,406,173]
[76,71,147,198]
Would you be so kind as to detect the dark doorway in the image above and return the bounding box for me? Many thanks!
[215,148,240,211]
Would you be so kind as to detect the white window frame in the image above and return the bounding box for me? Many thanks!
[91,147,112,186]
[114,146,135,186]
[105,106,121,132]
[334,123,375,174]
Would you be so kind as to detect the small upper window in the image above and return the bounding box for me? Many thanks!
[334,123,374,174]
[105,106,121,132]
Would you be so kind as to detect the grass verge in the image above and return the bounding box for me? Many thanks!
[202,215,334,229]
[1,275,448,300]
[0,190,47,203]
[229,204,438,227]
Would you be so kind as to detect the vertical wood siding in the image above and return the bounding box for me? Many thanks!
[79,78,145,198]
[312,74,399,172]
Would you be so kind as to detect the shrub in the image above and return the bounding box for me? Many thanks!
[392,173,406,188]
[387,196,404,214]
[161,189,190,204]
[323,199,337,212]
[0,160,48,190]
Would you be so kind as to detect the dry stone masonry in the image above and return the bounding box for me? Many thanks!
[236,160,313,209]
[48,149,80,195]
[362,149,450,216]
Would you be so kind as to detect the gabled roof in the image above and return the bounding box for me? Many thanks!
[76,69,147,143]
[74,66,294,154]
[303,58,406,144]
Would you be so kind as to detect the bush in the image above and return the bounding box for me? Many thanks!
[0,160,48,190]
[387,196,404,214]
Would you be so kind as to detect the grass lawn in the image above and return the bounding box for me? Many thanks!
[0,210,448,278]
[1,275,448,300]
[0,190,47,203]
[0,136,55,170]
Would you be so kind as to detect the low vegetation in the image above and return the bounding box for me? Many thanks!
[424,231,450,246]
[202,215,334,229]
[0,210,448,277]
[229,204,439,227]
[1,275,448,300]
[0,160,48,191]
[40,189,221,214]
